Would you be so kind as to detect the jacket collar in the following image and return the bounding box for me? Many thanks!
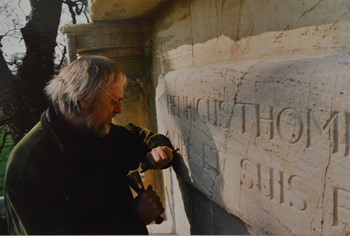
[41,106,91,154]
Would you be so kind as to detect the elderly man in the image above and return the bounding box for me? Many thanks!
[4,56,174,235]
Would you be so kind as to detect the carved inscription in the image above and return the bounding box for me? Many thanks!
[168,127,350,230]
[166,95,350,156]
[333,188,350,231]
[156,51,350,235]
[240,159,307,212]
[163,89,350,232]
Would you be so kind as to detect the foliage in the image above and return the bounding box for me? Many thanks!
[0,124,13,196]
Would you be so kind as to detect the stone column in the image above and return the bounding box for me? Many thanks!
[64,33,77,63]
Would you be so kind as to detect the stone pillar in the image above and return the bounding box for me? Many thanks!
[64,33,77,63]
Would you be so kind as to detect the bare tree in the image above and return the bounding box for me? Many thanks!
[0,0,88,144]
[1,3,88,231]
[10,0,64,143]
[0,0,89,177]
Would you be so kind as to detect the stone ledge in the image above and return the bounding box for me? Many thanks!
[88,0,168,21]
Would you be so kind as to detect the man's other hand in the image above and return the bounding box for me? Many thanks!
[133,186,164,225]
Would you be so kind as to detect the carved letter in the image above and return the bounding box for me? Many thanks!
[208,99,217,126]
[257,163,273,199]
[170,130,188,159]
[345,112,350,157]
[307,110,339,154]
[240,159,255,190]
[183,96,195,121]
[277,108,304,144]
[234,103,258,134]
[333,188,350,228]
[288,175,307,211]
[257,105,274,140]
[167,95,174,115]
[277,171,285,204]
[174,96,180,117]
[217,101,234,128]
[196,98,207,124]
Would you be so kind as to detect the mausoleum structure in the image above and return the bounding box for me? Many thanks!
[61,0,350,235]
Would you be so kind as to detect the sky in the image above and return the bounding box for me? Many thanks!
[0,0,89,71]
[0,0,31,64]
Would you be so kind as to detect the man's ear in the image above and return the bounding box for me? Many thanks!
[78,99,88,111]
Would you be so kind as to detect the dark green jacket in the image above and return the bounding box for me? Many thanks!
[4,108,173,235]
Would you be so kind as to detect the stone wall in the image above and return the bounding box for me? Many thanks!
[152,0,350,235]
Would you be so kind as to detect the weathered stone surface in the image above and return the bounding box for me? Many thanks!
[156,53,350,235]
[88,0,167,21]
[152,0,350,234]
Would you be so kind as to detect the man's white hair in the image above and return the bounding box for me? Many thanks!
[45,55,127,119]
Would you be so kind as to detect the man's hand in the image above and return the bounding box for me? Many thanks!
[133,186,164,225]
[143,146,174,171]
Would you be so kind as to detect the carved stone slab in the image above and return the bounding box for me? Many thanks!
[156,53,350,235]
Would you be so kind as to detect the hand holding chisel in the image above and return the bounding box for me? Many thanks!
[141,148,179,172]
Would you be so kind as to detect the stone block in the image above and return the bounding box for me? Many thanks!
[156,53,350,235]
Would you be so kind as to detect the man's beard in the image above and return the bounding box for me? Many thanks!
[85,115,111,137]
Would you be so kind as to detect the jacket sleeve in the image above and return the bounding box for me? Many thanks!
[125,123,174,150]
[125,123,175,169]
